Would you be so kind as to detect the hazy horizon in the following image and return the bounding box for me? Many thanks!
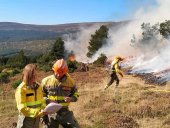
[0,0,157,25]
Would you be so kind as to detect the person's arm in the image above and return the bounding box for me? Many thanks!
[64,86,79,102]
[70,86,79,102]
[115,64,123,77]
[41,79,50,104]
[118,71,124,77]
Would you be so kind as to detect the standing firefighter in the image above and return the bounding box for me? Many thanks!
[104,56,124,90]
[41,59,79,128]
[15,64,46,128]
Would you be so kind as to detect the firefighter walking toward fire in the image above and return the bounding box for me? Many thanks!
[41,59,79,128]
[104,56,124,90]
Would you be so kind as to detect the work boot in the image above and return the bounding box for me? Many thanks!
[115,83,118,88]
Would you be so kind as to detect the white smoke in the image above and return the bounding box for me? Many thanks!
[134,0,170,24]
[94,21,142,58]
[115,0,170,81]
[129,39,170,72]
[122,0,170,82]
[91,0,170,83]
[64,25,100,63]
[93,0,170,58]
[64,0,170,82]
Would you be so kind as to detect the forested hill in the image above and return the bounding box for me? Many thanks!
[0,21,128,42]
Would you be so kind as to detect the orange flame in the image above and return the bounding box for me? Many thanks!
[69,54,76,62]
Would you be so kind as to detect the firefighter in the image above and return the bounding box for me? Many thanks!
[41,59,79,128]
[15,64,46,128]
[104,56,124,90]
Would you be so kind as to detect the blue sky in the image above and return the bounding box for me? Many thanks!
[0,0,157,25]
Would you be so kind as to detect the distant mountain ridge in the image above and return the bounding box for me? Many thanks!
[0,21,129,56]
[0,21,120,31]
[0,21,128,42]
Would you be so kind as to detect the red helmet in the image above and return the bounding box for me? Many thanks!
[52,59,68,78]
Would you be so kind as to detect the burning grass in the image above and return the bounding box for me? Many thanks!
[134,73,167,85]
[126,68,170,86]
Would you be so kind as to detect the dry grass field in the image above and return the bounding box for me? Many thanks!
[0,67,170,128]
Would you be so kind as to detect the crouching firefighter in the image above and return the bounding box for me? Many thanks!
[41,59,80,128]
[104,56,124,90]
[15,64,46,128]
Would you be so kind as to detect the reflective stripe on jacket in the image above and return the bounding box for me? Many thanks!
[42,73,79,107]
[15,82,45,118]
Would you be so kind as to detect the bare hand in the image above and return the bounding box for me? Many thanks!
[43,111,48,115]
[39,109,48,117]
[64,97,72,102]
[119,72,123,77]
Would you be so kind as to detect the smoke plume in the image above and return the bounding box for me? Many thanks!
[64,0,170,82]
[64,25,100,63]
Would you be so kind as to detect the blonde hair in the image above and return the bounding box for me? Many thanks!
[22,64,37,86]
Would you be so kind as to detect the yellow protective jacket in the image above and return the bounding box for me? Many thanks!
[111,58,121,73]
[42,73,79,107]
[15,82,45,118]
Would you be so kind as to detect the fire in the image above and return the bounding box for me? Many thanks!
[69,54,76,62]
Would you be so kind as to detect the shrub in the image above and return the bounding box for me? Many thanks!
[12,80,22,89]
[67,60,78,73]
[2,68,20,77]
[0,66,3,73]
[7,50,28,68]
[11,68,21,76]
[93,53,107,66]
[40,65,51,72]
[0,72,9,83]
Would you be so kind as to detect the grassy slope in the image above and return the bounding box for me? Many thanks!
[0,67,170,128]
